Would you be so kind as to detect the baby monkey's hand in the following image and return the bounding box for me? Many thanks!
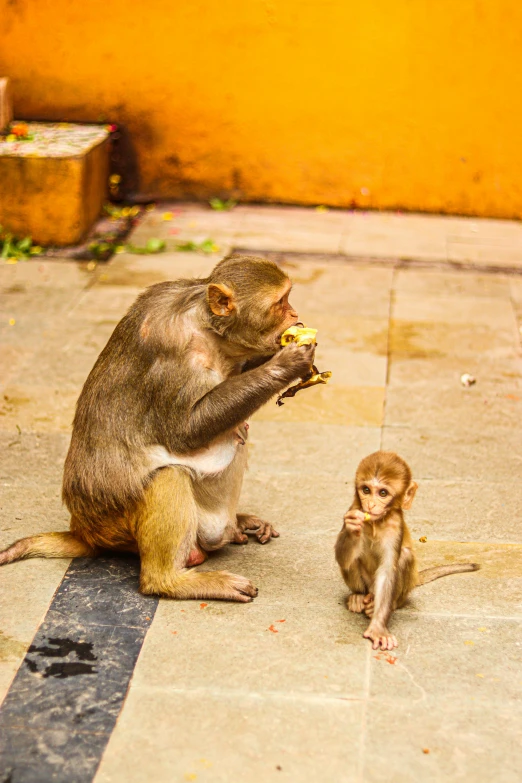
[343,509,368,536]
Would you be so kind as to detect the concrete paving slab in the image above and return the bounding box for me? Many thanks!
[132,600,367,697]
[239,473,349,535]
[246,422,381,478]
[381,425,522,483]
[0,431,69,487]
[254,385,385,426]
[389,318,516,360]
[385,383,522,432]
[95,689,364,783]
[94,252,216,288]
[364,696,521,783]
[406,542,522,618]
[0,383,78,433]
[403,480,522,544]
[394,267,512,299]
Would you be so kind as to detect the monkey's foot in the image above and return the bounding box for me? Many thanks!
[186,546,208,567]
[363,593,375,617]
[140,570,258,603]
[347,593,367,613]
[363,622,398,651]
[236,514,280,544]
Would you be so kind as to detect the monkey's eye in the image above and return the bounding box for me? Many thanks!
[379,489,388,498]
[362,486,370,494]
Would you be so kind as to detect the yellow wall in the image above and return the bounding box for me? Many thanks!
[2,1,522,218]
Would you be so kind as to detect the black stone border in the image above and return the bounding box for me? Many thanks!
[0,554,158,783]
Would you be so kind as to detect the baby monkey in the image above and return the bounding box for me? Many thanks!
[335,451,479,651]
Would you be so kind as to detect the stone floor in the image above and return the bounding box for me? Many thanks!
[1,204,521,782]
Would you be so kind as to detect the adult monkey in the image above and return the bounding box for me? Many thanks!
[0,255,313,602]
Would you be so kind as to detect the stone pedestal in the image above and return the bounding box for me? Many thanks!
[0,78,12,131]
[0,122,110,245]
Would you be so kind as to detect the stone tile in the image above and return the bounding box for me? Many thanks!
[0,484,68,544]
[247,422,381,478]
[381,425,522,483]
[406,542,522,618]
[134,600,366,697]
[387,353,522,389]
[389,318,515,360]
[233,228,342,254]
[0,429,69,489]
[285,260,392,318]
[0,259,94,291]
[339,216,448,260]
[0,726,106,783]
[447,240,522,268]
[254,385,385,426]
[384,382,522,432]
[368,615,521,702]
[0,383,78,433]
[52,555,156,629]
[93,251,217,288]
[364,696,521,783]
[70,285,143,322]
[239,472,349,534]
[95,689,363,783]
[392,292,517,329]
[394,267,512,299]
[445,216,522,242]
[0,343,34,387]
[0,661,19,708]
[405,480,522,544]
[0,287,83,345]
[0,557,69,707]
[6,327,100,389]
[195,530,345,609]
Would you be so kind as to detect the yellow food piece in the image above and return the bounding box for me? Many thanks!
[281,325,317,347]
[364,512,371,521]
[419,536,427,543]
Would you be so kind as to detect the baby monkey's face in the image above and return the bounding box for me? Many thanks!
[357,478,395,520]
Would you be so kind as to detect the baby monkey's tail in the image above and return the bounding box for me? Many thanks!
[0,532,97,566]
[417,562,480,586]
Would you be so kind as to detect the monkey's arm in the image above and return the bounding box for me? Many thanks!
[179,344,314,451]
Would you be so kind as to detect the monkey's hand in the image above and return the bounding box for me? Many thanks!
[363,622,398,651]
[343,510,365,536]
[237,513,280,545]
[272,341,316,382]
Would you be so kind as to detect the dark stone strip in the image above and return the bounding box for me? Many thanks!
[0,554,158,783]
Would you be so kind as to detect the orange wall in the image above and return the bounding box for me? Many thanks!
[2,0,522,218]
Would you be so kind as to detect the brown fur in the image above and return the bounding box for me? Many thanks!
[1,255,312,601]
[335,451,479,649]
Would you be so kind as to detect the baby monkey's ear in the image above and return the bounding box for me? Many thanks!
[402,481,418,510]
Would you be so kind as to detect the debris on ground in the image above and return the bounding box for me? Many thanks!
[209,198,237,211]
[1,228,42,261]
[460,373,476,387]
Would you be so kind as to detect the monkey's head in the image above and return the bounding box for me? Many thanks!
[355,451,418,520]
[205,254,299,353]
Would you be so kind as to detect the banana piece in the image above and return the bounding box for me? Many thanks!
[277,324,332,406]
[280,325,318,347]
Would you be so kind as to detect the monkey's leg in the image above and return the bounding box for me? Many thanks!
[363,557,399,651]
[345,561,372,613]
[135,468,258,602]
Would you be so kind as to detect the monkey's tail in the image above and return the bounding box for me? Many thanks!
[417,562,480,586]
[0,532,98,566]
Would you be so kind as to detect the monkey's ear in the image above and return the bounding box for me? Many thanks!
[207,284,236,317]
[402,481,418,510]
